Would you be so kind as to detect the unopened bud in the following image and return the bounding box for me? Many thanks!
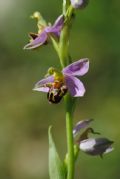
[79,138,114,157]
[70,0,89,9]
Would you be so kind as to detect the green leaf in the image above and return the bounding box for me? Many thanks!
[48,126,66,179]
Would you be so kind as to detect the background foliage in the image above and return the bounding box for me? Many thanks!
[0,0,120,178]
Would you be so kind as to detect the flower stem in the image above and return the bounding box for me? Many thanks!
[59,17,75,179]
[58,1,75,178]
[59,25,75,178]
[65,94,75,179]
[59,25,70,67]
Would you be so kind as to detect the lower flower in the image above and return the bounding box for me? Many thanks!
[73,119,114,158]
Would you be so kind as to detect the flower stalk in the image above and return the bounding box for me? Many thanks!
[65,94,75,179]
[59,2,73,179]
[60,1,75,178]
[59,3,74,68]
[59,25,70,68]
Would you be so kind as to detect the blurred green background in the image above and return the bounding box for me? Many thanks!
[0,0,120,178]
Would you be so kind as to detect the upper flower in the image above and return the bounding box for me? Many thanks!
[24,13,64,50]
[33,58,89,103]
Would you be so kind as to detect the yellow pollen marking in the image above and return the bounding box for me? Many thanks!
[53,72,64,82]
[47,67,64,82]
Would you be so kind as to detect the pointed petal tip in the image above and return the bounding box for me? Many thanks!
[54,14,64,27]
[23,44,32,50]
[104,146,114,154]
[33,86,49,93]
[32,87,40,91]
[32,87,37,91]
[73,86,86,97]
[23,43,39,50]
[23,45,27,50]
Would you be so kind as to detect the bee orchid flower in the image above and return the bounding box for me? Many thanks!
[33,58,89,103]
[24,14,64,50]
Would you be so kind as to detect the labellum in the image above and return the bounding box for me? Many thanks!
[47,81,68,104]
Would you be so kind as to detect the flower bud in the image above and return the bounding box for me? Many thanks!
[79,138,114,157]
[70,0,89,9]
[73,119,93,136]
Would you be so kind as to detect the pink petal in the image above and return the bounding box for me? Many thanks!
[53,14,64,27]
[63,58,89,76]
[33,87,49,93]
[33,75,54,93]
[24,31,47,50]
[45,15,64,37]
[73,119,94,136]
[64,75,85,97]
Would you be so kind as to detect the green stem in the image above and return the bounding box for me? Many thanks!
[59,24,75,177]
[50,1,75,178]
[59,25,70,67]
[59,2,75,178]
[65,94,75,179]
[59,4,74,67]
